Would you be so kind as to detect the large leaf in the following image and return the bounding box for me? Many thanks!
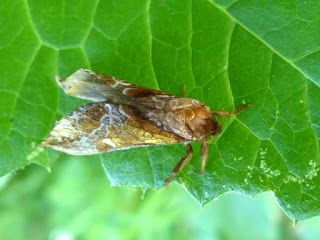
[1,0,319,222]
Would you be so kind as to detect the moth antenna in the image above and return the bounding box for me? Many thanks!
[183,85,187,97]
[212,104,251,118]
[221,108,225,125]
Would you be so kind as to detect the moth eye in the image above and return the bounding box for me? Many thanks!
[212,123,222,135]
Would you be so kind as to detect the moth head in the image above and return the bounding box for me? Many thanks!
[186,105,221,141]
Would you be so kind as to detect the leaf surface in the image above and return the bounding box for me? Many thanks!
[1,0,319,221]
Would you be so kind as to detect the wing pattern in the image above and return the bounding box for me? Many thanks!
[43,69,219,155]
[42,102,187,155]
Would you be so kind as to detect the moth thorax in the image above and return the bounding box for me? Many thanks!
[187,105,220,141]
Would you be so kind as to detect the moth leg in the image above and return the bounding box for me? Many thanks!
[165,143,193,187]
[195,141,209,174]
[213,104,251,118]
[183,85,187,97]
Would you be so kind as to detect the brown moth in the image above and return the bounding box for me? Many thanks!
[41,69,250,187]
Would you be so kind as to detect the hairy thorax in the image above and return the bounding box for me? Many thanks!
[175,104,221,141]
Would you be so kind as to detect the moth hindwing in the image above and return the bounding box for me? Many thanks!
[41,69,250,186]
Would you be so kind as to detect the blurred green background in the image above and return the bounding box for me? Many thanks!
[1,156,320,240]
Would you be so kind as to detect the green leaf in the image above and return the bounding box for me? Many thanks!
[1,0,319,222]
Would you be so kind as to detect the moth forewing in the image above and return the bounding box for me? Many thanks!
[42,69,250,187]
[41,103,188,155]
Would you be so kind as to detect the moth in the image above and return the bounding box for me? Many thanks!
[41,69,250,187]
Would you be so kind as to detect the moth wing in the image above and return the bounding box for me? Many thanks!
[41,103,187,155]
[56,69,137,105]
[57,69,200,110]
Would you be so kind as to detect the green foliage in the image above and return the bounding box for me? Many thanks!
[1,0,319,222]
